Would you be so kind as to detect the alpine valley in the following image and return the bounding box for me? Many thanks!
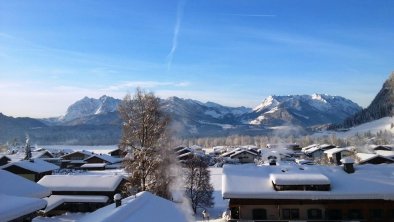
[0,94,361,145]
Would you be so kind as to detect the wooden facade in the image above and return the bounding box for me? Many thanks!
[228,198,394,221]
[2,165,52,182]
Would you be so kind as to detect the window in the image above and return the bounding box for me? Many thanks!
[369,209,383,220]
[252,209,267,220]
[282,209,300,220]
[230,207,239,219]
[348,209,363,220]
[308,208,323,219]
[326,209,342,220]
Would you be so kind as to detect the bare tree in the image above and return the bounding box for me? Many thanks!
[119,88,173,198]
[184,155,214,213]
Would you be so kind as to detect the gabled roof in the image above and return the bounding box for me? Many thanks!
[229,150,259,158]
[222,164,394,200]
[356,153,394,164]
[84,154,121,164]
[0,194,47,222]
[324,147,353,156]
[1,159,59,173]
[38,175,125,192]
[60,150,94,159]
[0,155,11,161]
[79,191,189,222]
[43,195,109,213]
[0,170,51,198]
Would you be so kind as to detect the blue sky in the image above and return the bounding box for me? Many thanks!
[0,0,393,117]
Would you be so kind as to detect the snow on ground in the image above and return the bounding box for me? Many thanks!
[315,116,394,138]
[33,212,88,222]
[195,167,227,222]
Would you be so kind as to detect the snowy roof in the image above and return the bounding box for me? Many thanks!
[270,173,330,185]
[229,150,259,158]
[81,163,107,168]
[0,170,51,198]
[84,154,121,164]
[43,195,109,213]
[222,164,394,200]
[79,191,189,222]
[38,175,125,192]
[1,158,59,173]
[375,150,394,158]
[356,153,394,163]
[61,150,94,158]
[323,147,353,156]
[304,146,322,154]
[0,194,47,222]
[340,157,355,164]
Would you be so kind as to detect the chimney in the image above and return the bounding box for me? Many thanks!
[340,157,355,174]
[269,159,276,166]
[114,193,122,208]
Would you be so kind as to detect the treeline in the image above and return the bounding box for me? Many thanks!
[172,130,394,148]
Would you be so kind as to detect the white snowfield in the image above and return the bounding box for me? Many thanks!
[222,163,394,200]
[79,191,190,222]
[0,170,51,198]
[38,175,125,192]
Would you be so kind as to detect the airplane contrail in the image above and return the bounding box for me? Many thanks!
[167,0,187,71]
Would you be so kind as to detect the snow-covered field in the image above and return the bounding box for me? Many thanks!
[314,116,394,138]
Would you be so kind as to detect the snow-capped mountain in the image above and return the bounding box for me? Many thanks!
[244,94,362,127]
[0,94,362,144]
[59,95,121,124]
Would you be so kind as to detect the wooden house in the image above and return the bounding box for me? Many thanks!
[222,164,394,221]
[38,175,127,215]
[221,149,259,164]
[324,147,354,165]
[356,153,394,164]
[0,170,51,222]
[1,159,59,182]
[0,155,11,166]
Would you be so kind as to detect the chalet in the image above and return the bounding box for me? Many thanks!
[303,144,336,159]
[38,174,126,215]
[371,145,393,151]
[79,191,189,222]
[323,147,354,165]
[108,148,126,158]
[60,150,94,168]
[0,170,51,222]
[222,163,394,221]
[221,148,259,164]
[375,150,394,160]
[1,158,59,182]
[84,154,121,165]
[356,153,394,164]
[0,155,11,166]
[61,150,94,161]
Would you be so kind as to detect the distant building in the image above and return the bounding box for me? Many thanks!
[324,147,354,165]
[356,153,394,165]
[222,163,394,221]
[221,148,259,164]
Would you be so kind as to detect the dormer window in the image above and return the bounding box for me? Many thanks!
[270,173,331,191]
